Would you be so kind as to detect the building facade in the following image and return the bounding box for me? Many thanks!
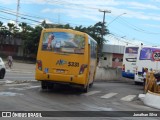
[101,44,125,68]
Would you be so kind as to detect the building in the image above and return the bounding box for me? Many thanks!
[101,44,125,68]
[0,36,23,57]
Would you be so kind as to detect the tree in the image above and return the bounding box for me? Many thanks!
[0,22,9,45]
[75,22,110,56]
[19,22,27,32]
[24,26,42,56]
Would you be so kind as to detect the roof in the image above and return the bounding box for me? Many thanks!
[102,44,125,54]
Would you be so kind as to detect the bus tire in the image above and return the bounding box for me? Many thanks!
[0,69,5,79]
[41,81,47,89]
[82,84,89,93]
[48,83,54,89]
[134,81,140,85]
[89,81,94,88]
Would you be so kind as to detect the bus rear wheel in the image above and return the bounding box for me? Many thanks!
[82,84,89,93]
[41,81,48,89]
[89,79,94,88]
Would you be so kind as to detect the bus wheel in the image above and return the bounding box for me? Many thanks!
[41,81,47,89]
[89,81,93,88]
[135,81,140,85]
[82,84,89,93]
[48,83,54,89]
[89,79,95,88]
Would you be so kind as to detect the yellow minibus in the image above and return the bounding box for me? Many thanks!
[35,28,97,92]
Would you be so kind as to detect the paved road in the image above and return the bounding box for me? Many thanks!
[0,61,159,120]
[0,80,159,120]
[2,61,36,82]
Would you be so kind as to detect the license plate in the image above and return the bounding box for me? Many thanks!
[56,69,65,73]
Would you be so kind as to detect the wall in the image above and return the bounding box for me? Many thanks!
[112,53,123,68]
[101,53,123,68]
[95,67,129,81]
[101,53,112,67]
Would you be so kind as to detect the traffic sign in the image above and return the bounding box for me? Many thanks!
[152,51,160,61]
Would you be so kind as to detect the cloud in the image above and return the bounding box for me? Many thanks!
[41,7,101,22]
[0,0,15,4]
[151,0,160,2]
[126,2,160,10]
[106,35,143,46]
[2,0,160,23]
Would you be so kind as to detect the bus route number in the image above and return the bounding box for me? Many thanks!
[68,62,79,67]
[153,51,160,61]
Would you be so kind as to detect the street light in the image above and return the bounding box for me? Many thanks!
[107,13,126,27]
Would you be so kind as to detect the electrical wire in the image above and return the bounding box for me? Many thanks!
[118,17,160,34]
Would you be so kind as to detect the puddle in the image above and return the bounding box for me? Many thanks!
[0,92,23,96]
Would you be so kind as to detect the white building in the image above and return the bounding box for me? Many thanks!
[101,44,125,68]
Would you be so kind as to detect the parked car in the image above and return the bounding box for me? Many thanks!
[0,57,6,79]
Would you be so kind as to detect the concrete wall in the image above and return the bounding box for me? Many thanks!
[95,67,129,81]
[101,53,112,68]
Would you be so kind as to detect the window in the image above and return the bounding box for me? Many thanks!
[42,32,85,54]
[125,47,138,54]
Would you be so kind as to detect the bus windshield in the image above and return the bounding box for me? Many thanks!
[42,32,85,54]
[125,47,138,54]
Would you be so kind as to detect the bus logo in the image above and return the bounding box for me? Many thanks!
[56,59,67,65]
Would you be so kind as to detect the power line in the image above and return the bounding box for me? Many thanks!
[44,0,100,10]
[0,6,44,20]
[118,17,160,35]
[107,34,138,46]
[0,14,39,26]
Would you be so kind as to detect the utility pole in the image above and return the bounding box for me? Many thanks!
[99,9,111,57]
[16,0,20,26]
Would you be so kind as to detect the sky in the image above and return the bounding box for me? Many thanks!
[0,0,160,46]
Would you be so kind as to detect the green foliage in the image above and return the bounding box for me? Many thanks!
[0,20,110,58]
[24,26,42,55]
[74,22,110,55]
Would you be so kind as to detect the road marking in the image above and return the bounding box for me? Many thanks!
[83,91,101,96]
[6,69,34,74]
[0,92,23,96]
[4,83,30,86]
[5,80,14,84]
[9,86,40,91]
[5,77,35,78]
[121,95,136,101]
[101,93,118,99]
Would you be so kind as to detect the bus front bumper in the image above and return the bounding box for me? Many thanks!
[122,71,134,79]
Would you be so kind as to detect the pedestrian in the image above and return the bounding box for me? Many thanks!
[143,68,148,93]
[7,55,13,69]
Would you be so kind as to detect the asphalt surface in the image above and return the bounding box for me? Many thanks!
[0,61,160,120]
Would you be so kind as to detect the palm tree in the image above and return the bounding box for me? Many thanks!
[7,23,15,32]
[0,21,3,44]
[19,22,27,32]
